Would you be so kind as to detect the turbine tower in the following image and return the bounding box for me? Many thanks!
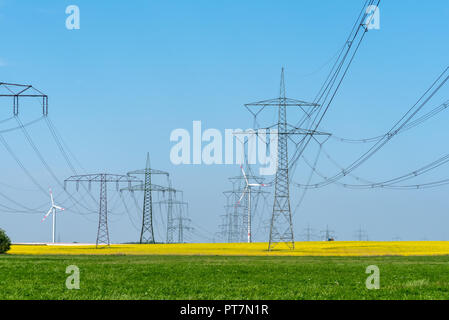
[237,165,267,243]
[41,188,64,243]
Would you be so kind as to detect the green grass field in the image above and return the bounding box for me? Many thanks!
[1,254,449,299]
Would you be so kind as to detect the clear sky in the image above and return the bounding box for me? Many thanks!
[0,0,448,243]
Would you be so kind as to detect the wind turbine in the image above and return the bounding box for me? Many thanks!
[42,188,65,243]
[237,166,266,243]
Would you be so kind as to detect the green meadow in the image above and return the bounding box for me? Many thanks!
[1,255,449,299]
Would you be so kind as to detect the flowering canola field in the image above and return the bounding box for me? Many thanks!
[9,241,449,256]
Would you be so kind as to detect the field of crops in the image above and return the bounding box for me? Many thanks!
[1,254,449,299]
[3,242,449,299]
[8,241,449,256]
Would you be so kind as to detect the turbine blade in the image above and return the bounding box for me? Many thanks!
[53,205,64,211]
[241,166,249,185]
[41,208,52,222]
[49,188,54,206]
[237,187,248,204]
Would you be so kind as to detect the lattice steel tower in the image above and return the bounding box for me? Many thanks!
[98,177,108,246]
[122,181,182,244]
[174,203,191,243]
[221,167,268,243]
[65,174,141,247]
[245,68,327,250]
[273,69,293,249]
[222,187,246,243]
[157,181,186,244]
[321,225,336,241]
[127,153,169,244]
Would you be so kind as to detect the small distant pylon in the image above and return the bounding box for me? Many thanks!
[301,224,317,241]
[166,180,176,244]
[354,225,368,241]
[152,181,185,244]
[175,205,192,243]
[222,167,268,243]
[320,225,336,241]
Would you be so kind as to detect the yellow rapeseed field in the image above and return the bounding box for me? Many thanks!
[8,241,449,256]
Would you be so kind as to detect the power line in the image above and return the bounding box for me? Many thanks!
[289,0,381,170]
[330,99,449,143]
[294,67,449,189]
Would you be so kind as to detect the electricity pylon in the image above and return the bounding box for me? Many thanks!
[301,224,317,241]
[222,187,247,243]
[158,182,187,244]
[355,226,369,241]
[220,201,242,243]
[174,204,192,243]
[320,225,336,241]
[123,181,183,244]
[126,153,169,244]
[222,167,269,243]
[244,68,329,250]
[0,82,48,116]
[64,173,141,247]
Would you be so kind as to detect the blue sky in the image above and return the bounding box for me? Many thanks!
[0,0,448,243]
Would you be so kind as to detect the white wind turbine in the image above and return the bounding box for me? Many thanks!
[237,165,267,243]
[42,188,65,243]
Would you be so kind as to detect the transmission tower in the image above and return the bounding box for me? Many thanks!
[320,225,336,241]
[161,181,188,244]
[174,204,192,243]
[222,188,246,243]
[218,212,231,242]
[244,68,329,250]
[64,173,141,247]
[301,224,317,241]
[355,226,368,241]
[166,180,176,243]
[123,182,183,243]
[126,153,169,244]
[0,82,48,116]
[222,171,247,243]
[221,167,269,243]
